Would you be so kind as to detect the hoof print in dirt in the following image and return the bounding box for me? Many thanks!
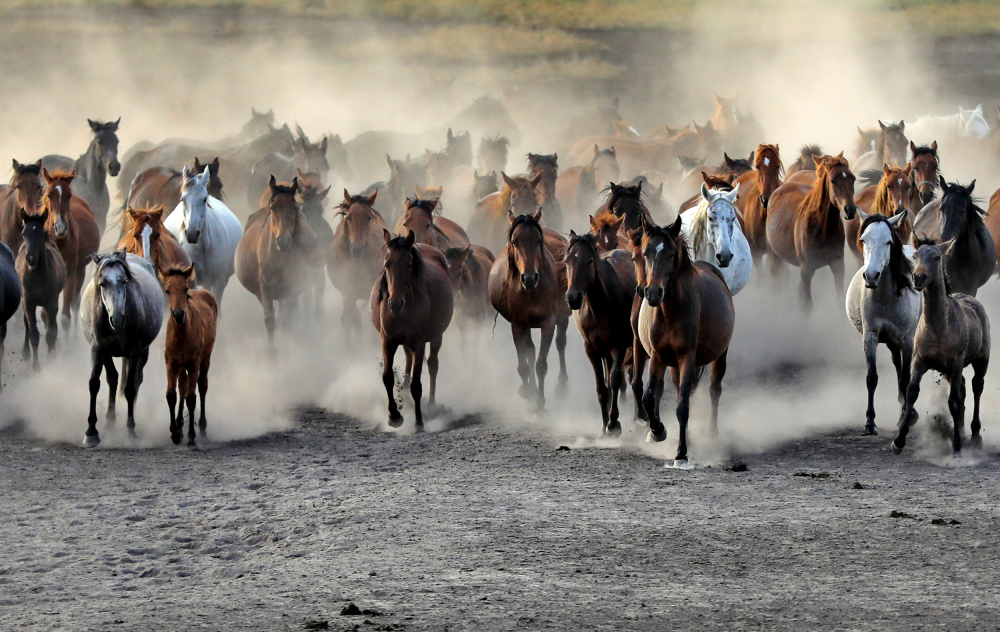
[889,510,916,519]
[304,620,329,630]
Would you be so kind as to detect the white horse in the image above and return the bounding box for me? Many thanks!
[908,104,990,142]
[164,165,243,305]
[679,183,751,295]
[845,211,921,436]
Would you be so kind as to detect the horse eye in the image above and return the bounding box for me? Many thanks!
[934,255,941,261]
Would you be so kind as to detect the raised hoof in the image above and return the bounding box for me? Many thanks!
[907,409,919,427]
[863,423,878,436]
[82,434,100,448]
[646,427,667,443]
[387,413,404,428]
[890,439,904,455]
[970,434,983,449]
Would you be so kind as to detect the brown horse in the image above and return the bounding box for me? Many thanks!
[41,169,100,327]
[468,172,543,254]
[394,197,470,251]
[588,210,625,254]
[735,144,783,263]
[488,210,570,411]
[909,141,940,207]
[162,265,218,447]
[556,146,620,221]
[766,153,858,311]
[125,157,223,216]
[118,206,192,280]
[636,216,734,465]
[235,176,319,348]
[371,230,454,430]
[527,153,562,231]
[564,231,636,435]
[16,210,66,371]
[847,163,912,263]
[444,244,495,323]
[0,159,45,254]
[599,182,655,234]
[329,189,388,331]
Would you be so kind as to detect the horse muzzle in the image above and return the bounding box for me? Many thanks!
[565,290,583,310]
[644,286,664,307]
[388,297,405,314]
[913,273,927,291]
[520,272,539,290]
[919,188,934,205]
[25,254,38,268]
[109,314,125,330]
[172,309,186,325]
[843,204,858,220]
[54,222,68,238]
[350,243,365,258]
[108,160,121,177]
[716,252,733,268]
[275,235,293,252]
[186,229,201,244]
[863,270,881,289]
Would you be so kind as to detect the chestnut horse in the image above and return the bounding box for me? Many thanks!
[564,231,636,435]
[329,189,388,331]
[162,266,218,447]
[125,157,223,217]
[0,159,45,254]
[488,210,570,411]
[394,197,470,251]
[41,169,100,327]
[637,216,735,466]
[468,172,543,254]
[735,144,783,263]
[588,210,625,254]
[118,206,193,279]
[766,153,858,311]
[371,230,454,431]
[846,163,912,264]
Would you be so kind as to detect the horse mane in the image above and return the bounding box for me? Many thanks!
[568,230,599,255]
[406,197,440,217]
[942,181,989,255]
[870,172,898,217]
[687,199,711,254]
[799,144,823,161]
[337,194,373,213]
[47,168,75,181]
[95,253,134,282]
[482,134,510,150]
[590,209,621,233]
[910,144,940,167]
[10,161,41,185]
[800,156,846,219]
[861,214,913,295]
[857,169,883,187]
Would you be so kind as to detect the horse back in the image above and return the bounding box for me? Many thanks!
[765,181,810,263]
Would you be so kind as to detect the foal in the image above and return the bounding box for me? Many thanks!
[16,210,66,370]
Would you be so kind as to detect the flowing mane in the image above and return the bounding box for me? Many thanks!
[800,155,848,219]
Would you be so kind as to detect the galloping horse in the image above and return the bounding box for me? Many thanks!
[909,141,940,207]
[488,210,570,411]
[0,159,45,254]
[557,146,620,221]
[766,153,858,311]
[847,163,912,264]
[41,168,100,326]
[16,211,66,371]
[329,190,388,331]
[371,231,454,431]
[735,144,782,263]
[468,172,543,254]
[637,216,735,466]
[588,210,625,254]
[394,197,470,251]
[119,206,192,279]
[42,118,121,232]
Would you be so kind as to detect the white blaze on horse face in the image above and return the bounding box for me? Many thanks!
[100,264,128,328]
[140,224,153,264]
[763,157,770,167]
[861,221,892,285]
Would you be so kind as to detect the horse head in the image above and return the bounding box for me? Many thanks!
[506,208,546,290]
[88,118,121,177]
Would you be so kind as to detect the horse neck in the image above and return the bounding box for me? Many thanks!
[583,257,616,311]
[77,138,105,183]
[801,172,838,225]
[757,164,781,196]
[920,274,951,326]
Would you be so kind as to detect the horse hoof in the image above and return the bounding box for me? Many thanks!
[387,414,404,428]
[970,434,983,449]
[187,441,199,450]
[82,434,100,448]
[128,428,138,440]
[864,423,878,436]
[555,380,569,398]
[415,425,425,434]
[890,439,904,455]
[518,383,534,399]
[171,433,182,445]
[646,428,667,443]
[604,422,622,438]
[669,459,693,470]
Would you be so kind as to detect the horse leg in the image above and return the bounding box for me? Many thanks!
[970,358,987,448]
[535,320,557,411]
[608,348,626,437]
[831,257,846,299]
[897,345,918,426]
[166,361,180,444]
[427,336,442,407]
[554,318,569,397]
[631,338,648,423]
[85,347,104,447]
[104,356,118,423]
[584,341,610,435]
[643,356,667,442]
[0,321,5,392]
[313,270,325,320]
[947,370,966,455]
[674,359,699,464]
[512,323,534,400]
[43,301,58,357]
[198,358,210,436]
[768,251,785,286]
[798,265,816,314]
[124,353,141,439]
[262,295,277,354]
[709,351,727,438]
[185,364,200,447]
[410,344,426,432]
[402,348,413,389]
[382,340,403,427]
[863,332,879,435]
[892,361,928,454]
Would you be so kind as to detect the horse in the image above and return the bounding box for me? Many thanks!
[362,155,428,225]
[0,242,20,390]
[909,141,940,207]
[163,165,243,304]
[42,118,121,232]
[600,181,655,234]
[477,135,509,175]
[40,168,100,327]
[985,185,1000,268]
[846,212,920,436]
[329,190,388,331]
[16,210,66,371]
[564,231,636,436]
[125,157,223,219]
[246,127,330,211]
[294,170,333,318]
[891,239,991,456]
[394,197,470,252]
[847,164,912,265]
[119,206,193,279]
[473,170,498,201]
[629,175,672,223]
[588,210,625,254]
[854,121,908,172]
[371,230,454,431]
[680,184,752,295]
[556,146,620,221]
[527,153,563,231]
[0,159,45,254]
[444,244,495,324]
[765,153,858,311]
[162,266,218,447]
[908,105,990,142]
[911,178,995,296]
[81,250,164,447]
[785,144,823,178]
[735,144,783,263]
[468,172,543,254]
[637,216,735,466]
[488,210,570,411]
[236,176,319,349]
[445,128,473,167]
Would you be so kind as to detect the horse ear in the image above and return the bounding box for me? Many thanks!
[269,175,277,191]
[211,157,220,171]
[878,120,887,131]
[611,214,624,229]
[182,164,191,178]
[343,189,352,205]
[367,189,378,206]
[200,165,210,181]
[386,155,396,173]
[182,264,195,278]
[569,229,577,239]
[812,155,823,168]
[127,207,140,219]
[727,182,740,201]
[90,251,101,264]
[88,119,100,132]
[700,182,712,202]
[836,151,844,159]
[318,186,331,201]
[67,169,76,181]
[405,197,416,210]
[42,167,52,184]
[529,171,544,188]
[887,211,903,228]
[975,104,983,115]
[883,163,891,175]
[11,158,19,171]
[898,120,905,132]
[404,230,415,248]
[507,209,516,224]
[291,177,299,194]
[967,179,976,194]
[114,248,127,261]
[447,128,454,142]
[931,140,938,152]
[724,152,735,167]
[904,162,912,176]
[856,208,869,222]
[938,174,947,190]
[939,238,956,256]
[610,146,616,156]
[532,207,543,224]
[501,172,515,189]
[700,171,713,185]
[667,215,683,237]
[382,228,392,245]
[594,144,599,156]
[320,137,328,152]
[32,159,41,169]
[112,117,121,130]
[588,214,598,231]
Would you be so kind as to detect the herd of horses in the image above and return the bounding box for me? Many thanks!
[1,94,999,465]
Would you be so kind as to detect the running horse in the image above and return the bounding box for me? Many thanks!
[909,141,940,207]
[0,159,46,254]
[734,143,782,264]
[488,210,570,411]
[527,153,562,231]
[16,210,66,371]
[328,189,388,331]
[855,121,908,172]
[42,118,121,232]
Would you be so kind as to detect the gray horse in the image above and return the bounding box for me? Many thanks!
[846,212,920,435]
[81,249,164,447]
[42,118,121,233]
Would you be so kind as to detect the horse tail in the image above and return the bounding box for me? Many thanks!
[690,364,708,392]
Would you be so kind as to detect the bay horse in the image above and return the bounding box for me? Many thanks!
[41,168,100,328]
[371,230,454,431]
[488,210,570,411]
[911,178,995,296]
[527,153,563,231]
[394,197,470,252]
[468,172,543,254]
[637,216,735,466]
[16,210,66,371]
[557,146,620,221]
[329,189,388,331]
[846,211,920,436]
[909,141,940,207]
[588,210,625,254]
[162,266,218,447]
[0,159,45,254]
[477,135,509,175]
[119,206,193,279]
[564,231,636,436]
[81,250,164,447]
[600,182,655,234]
[892,239,990,456]
[0,242,20,390]
[765,153,858,312]
[855,121,908,172]
[42,118,121,232]
[735,144,783,263]
[846,163,912,265]
[125,157,223,218]
[236,176,319,349]
[444,244,495,323]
